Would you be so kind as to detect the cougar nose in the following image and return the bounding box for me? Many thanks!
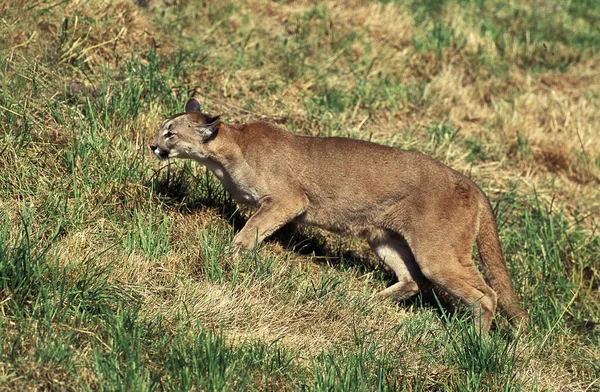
[150,144,157,151]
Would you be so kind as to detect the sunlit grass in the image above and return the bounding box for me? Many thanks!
[0,0,598,390]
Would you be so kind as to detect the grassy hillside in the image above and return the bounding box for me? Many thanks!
[1,0,599,390]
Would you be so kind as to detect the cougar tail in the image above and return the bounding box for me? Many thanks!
[477,196,529,328]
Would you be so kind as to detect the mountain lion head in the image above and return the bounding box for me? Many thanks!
[150,98,220,161]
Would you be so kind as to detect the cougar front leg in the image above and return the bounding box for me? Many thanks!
[232,193,308,251]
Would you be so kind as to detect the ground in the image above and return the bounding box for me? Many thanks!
[0,0,599,390]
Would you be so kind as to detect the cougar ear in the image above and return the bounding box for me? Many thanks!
[184,98,201,113]
[197,115,221,141]
[206,115,220,125]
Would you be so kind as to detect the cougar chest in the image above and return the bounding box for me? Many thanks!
[205,161,261,206]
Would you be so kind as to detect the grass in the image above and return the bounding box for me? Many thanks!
[1,0,599,390]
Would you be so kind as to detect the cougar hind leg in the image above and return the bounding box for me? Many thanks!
[368,231,431,300]
[419,252,498,332]
[404,221,498,332]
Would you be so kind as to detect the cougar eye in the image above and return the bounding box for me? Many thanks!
[163,123,175,139]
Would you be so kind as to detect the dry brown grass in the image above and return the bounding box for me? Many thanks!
[1,0,599,390]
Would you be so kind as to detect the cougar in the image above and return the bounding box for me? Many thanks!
[150,98,527,332]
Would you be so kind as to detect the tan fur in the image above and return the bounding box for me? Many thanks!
[151,98,528,332]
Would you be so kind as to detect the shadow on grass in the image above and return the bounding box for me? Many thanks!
[272,222,458,316]
[149,164,246,231]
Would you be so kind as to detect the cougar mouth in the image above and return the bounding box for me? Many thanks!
[152,148,169,161]
[154,151,169,161]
